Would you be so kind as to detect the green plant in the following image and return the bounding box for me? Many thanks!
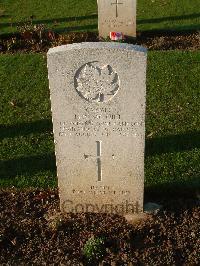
[83,237,105,262]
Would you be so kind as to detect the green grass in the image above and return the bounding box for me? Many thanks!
[0,54,56,187]
[0,0,199,35]
[146,51,200,197]
[0,52,200,198]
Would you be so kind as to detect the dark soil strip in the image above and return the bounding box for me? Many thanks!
[137,30,200,51]
[0,31,199,54]
[0,189,199,265]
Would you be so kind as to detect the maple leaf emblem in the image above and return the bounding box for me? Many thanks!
[75,62,120,102]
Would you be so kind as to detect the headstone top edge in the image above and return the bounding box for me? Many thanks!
[47,42,147,55]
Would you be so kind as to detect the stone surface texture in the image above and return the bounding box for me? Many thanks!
[98,0,136,38]
[47,42,147,215]
[144,202,163,214]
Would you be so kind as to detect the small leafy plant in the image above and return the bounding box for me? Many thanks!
[83,236,105,263]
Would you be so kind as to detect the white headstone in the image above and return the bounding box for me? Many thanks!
[47,42,147,215]
[98,0,136,38]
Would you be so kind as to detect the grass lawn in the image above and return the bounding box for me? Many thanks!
[0,51,199,198]
[0,0,200,35]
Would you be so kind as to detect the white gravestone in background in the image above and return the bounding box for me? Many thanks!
[47,42,147,215]
[98,0,136,38]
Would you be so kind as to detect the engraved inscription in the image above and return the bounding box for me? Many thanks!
[90,186,130,195]
[101,18,134,29]
[59,107,144,138]
[70,187,131,196]
[59,117,143,138]
[74,62,120,103]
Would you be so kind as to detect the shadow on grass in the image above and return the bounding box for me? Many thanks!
[0,14,98,28]
[138,13,200,24]
[145,132,200,201]
[139,24,200,34]
[0,153,56,179]
[1,12,199,27]
[144,176,200,202]
[0,119,53,140]
[146,131,200,156]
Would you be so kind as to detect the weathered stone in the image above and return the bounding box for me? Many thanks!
[47,42,147,215]
[124,213,150,225]
[98,0,136,38]
[144,202,163,214]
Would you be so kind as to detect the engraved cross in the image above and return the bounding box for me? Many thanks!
[84,141,102,181]
[111,0,123,18]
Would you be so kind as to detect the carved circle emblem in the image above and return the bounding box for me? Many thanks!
[74,62,120,103]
